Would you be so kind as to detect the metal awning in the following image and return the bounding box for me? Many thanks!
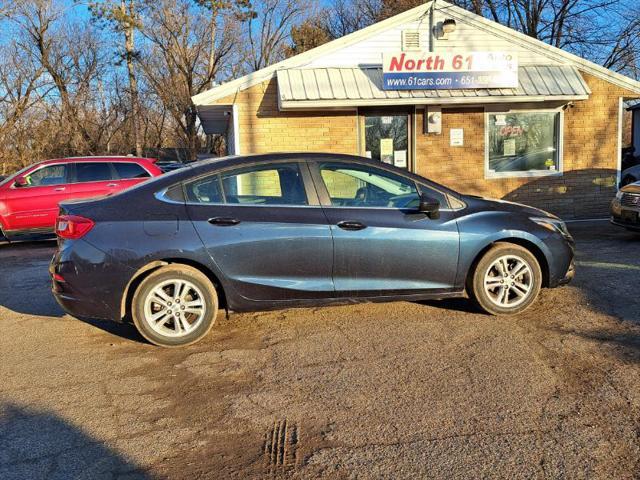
[276,65,591,110]
[196,104,233,135]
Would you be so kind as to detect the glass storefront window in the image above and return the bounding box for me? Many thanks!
[364,113,409,169]
[487,111,561,176]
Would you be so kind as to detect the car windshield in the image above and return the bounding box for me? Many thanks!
[0,165,33,187]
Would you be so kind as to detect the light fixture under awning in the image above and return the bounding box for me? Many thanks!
[276,65,591,110]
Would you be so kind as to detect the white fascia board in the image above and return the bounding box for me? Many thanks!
[192,2,434,105]
[279,95,589,110]
[438,3,640,94]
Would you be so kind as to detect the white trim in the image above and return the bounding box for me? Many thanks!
[484,108,564,179]
[232,104,241,155]
[192,0,640,107]
[279,94,589,110]
[616,97,623,188]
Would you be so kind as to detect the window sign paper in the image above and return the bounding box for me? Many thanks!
[503,138,516,156]
[450,129,464,147]
[381,116,393,125]
[495,114,507,126]
[380,138,394,164]
[365,151,372,158]
[394,150,407,168]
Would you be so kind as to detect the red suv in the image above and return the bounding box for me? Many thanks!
[0,156,162,241]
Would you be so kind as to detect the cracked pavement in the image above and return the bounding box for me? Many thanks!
[1,221,639,478]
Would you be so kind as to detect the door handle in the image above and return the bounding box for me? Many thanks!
[337,220,367,231]
[208,217,241,226]
[107,183,118,187]
[54,187,66,192]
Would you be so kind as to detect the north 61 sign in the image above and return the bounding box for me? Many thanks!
[382,51,518,90]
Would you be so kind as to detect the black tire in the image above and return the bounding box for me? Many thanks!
[467,243,542,315]
[132,265,218,347]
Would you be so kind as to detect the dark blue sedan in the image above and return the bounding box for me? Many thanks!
[51,153,575,347]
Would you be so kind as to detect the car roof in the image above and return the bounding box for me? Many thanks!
[166,152,458,196]
[37,156,157,166]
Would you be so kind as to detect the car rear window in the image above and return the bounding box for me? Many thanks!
[75,162,114,182]
[112,162,150,179]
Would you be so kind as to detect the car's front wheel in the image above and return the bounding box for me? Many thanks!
[132,265,218,347]
[468,243,542,315]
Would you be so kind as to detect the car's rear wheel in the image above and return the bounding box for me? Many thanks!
[468,243,542,315]
[132,265,218,347]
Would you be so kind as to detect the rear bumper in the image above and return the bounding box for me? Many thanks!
[50,239,134,322]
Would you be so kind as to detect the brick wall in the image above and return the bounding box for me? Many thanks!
[215,74,635,219]
[218,80,358,155]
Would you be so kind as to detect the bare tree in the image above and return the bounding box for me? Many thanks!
[245,0,305,71]
[87,0,144,156]
[139,0,241,159]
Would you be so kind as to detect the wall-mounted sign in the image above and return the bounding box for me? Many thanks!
[450,128,464,147]
[382,51,518,90]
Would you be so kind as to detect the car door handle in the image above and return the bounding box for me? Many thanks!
[107,183,118,187]
[208,217,241,226]
[337,221,367,231]
[54,187,65,192]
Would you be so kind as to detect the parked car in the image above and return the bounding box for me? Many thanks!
[51,153,575,347]
[157,161,187,173]
[0,156,162,241]
[620,163,640,188]
[610,181,640,231]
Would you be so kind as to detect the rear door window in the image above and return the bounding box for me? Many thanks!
[184,163,308,206]
[112,162,150,179]
[75,162,114,183]
[24,164,69,187]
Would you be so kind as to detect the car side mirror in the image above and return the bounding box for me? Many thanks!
[418,194,440,219]
[13,176,27,188]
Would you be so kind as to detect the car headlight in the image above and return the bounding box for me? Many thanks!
[531,217,572,238]
[615,190,623,201]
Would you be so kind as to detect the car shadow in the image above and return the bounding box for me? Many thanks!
[0,240,149,343]
[0,403,154,479]
[416,297,479,314]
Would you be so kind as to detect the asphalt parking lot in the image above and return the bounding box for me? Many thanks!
[1,221,639,479]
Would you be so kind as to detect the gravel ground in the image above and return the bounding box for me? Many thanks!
[1,220,639,479]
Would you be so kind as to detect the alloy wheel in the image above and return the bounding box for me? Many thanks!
[483,255,534,308]
[143,279,207,337]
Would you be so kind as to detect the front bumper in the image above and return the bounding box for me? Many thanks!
[557,259,575,286]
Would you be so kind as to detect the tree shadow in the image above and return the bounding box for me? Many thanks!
[0,403,154,479]
[501,168,618,219]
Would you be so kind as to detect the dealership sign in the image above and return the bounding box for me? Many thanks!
[382,51,518,90]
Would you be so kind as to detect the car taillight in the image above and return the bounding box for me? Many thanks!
[55,215,95,240]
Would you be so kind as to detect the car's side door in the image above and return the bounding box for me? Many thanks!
[309,160,460,297]
[2,163,72,231]
[184,160,335,302]
[111,162,153,190]
[64,162,120,200]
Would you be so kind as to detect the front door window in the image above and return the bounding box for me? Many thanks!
[363,113,410,169]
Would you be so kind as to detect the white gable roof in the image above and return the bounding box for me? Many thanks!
[192,1,640,105]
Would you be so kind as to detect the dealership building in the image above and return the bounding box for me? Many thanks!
[192,1,640,218]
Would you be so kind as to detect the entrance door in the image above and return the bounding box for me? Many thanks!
[361,111,411,170]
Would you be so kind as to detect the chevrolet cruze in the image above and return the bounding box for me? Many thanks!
[51,153,575,347]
